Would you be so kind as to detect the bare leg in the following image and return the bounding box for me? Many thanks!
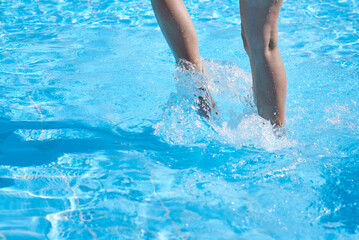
[240,0,287,126]
[151,0,216,118]
[151,0,203,71]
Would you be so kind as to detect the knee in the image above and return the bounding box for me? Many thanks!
[241,31,278,57]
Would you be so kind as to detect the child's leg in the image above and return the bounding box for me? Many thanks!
[151,0,203,71]
[240,0,287,126]
[151,0,216,117]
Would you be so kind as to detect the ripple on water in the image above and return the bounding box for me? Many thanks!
[0,0,359,239]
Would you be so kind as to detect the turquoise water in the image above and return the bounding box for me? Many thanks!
[0,0,359,239]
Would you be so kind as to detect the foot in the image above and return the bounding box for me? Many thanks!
[177,59,217,118]
[196,87,217,119]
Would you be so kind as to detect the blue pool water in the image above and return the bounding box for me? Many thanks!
[0,0,359,239]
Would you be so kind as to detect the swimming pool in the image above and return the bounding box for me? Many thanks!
[0,0,358,239]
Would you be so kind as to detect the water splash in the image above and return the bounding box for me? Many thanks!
[154,60,296,151]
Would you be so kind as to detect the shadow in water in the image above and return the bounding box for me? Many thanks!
[0,118,170,167]
[0,117,258,170]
